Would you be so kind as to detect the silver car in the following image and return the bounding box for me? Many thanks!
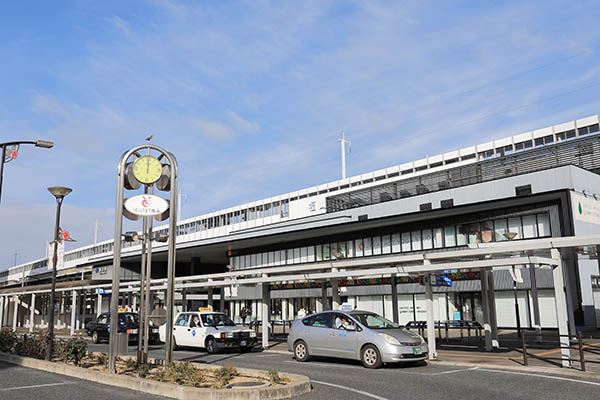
[287,310,428,368]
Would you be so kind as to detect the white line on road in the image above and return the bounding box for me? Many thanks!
[0,382,70,391]
[312,380,391,400]
[477,368,600,386]
[430,367,479,376]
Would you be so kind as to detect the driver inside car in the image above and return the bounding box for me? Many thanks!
[334,315,354,330]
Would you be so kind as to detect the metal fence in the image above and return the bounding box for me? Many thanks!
[326,135,600,213]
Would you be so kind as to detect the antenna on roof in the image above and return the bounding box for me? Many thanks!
[338,130,351,180]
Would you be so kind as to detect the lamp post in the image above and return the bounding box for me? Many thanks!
[45,186,72,361]
[503,231,521,338]
[0,140,54,205]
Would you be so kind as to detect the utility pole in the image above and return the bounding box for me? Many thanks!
[338,131,351,180]
[94,219,103,244]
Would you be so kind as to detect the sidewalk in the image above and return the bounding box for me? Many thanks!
[263,332,600,379]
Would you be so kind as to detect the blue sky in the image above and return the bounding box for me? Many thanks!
[2,0,600,269]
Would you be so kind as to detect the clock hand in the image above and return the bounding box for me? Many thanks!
[146,158,150,173]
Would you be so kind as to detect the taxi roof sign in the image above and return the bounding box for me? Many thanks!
[198,306,213,312]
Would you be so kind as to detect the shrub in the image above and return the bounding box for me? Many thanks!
[95,352,108,366]
[14,331,49,360]
[267,368,288,385]
[124,358,137,370]
[137,363,150,378]
[0,328,17,353]
[214,364,238,388]
[54,338,87,366]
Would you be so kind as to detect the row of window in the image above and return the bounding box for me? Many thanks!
[230,213,551,270]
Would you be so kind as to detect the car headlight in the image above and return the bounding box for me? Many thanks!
[378,333,400,345]
[249,331,256,338]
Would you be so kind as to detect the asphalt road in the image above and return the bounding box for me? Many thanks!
[86,342,600,400]
[0,360,168,400]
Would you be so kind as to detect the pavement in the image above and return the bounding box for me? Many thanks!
[81,339,600,400]
[0,360,168,400]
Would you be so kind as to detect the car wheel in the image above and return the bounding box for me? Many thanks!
[293,340,310,362]
[361,345,382,369]
[92,331,100,344]
[206,337,218,354]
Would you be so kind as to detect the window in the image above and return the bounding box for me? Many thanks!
[382,235,391,254]
[316,244,323,261]
[444,226,456,247]
[401,232,411,252]
[373,236,382,255]
[302,313,332,328]
[307,246,315,262]
[481,221,493,243]
[433,228,444,248]
[456,225,468,246]
[411,231,422,251]
[391,233,401,252]
[355,239,364,257]
[363,237,373,256]
[97,314,109,325]
[175,314,190,327]
[300,247,308,263]
[537,213,551,237]
[422,229,433,249]
[508,217,523,240]
[293,248,301,264]
[323,243,331,260]
[494,219,508,242]
[346,240,354,258]
[522,215,538,238]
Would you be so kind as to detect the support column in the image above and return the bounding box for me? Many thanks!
[487,271,499,348]
[207,288,214,309]
[261,283,270,349]
[551,249,571,367]
[13,296,19,331]
[321,283,329,311]
[289,299,295,320]
[529,264,542,342]
[70,290,77,336]
[219,287,225,313]
[0,296,4,329]
[480,269,492,351]
[391,274,399,324]
[331,269,340,310]
[281,298,288,320]
[97,293,102,317]
[424,268,437,360]
[182,288,187,312]
[132,292,138,313]
[29,293,36,333]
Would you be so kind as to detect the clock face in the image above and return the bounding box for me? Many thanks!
[133,156,162,184]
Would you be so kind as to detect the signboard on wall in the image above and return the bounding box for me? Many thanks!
[572,191,600,225]
[47,241,64,270]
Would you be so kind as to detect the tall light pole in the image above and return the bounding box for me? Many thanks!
[0,140,54,205]
[45,186,72,361]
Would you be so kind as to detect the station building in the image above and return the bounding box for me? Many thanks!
[2,114,600,335]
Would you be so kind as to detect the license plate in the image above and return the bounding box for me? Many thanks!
[131,329,138,334]
[413,347,422,355]
[240,340,247,346]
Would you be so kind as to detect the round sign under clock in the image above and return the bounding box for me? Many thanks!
[133,155,162,184]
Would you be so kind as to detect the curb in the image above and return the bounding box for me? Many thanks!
[0,352,312,399]
[433,359,600,381]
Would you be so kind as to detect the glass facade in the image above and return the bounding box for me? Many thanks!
[231,212,552,270]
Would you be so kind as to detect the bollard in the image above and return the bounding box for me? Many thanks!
[578,331,585,372]
[522,332,528,366]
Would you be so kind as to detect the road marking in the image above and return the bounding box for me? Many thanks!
[430,367,479,375]
[284,360,359,369]
[477,368,600,386]
[438,352,514,360]
[312,380,391,400]
[0,382,70,391]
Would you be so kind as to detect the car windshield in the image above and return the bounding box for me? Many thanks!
[352,313,399,329]
[201,313,235,327]
[119,313,139,324]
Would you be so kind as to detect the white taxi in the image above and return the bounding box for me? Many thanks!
[159,311,257,353]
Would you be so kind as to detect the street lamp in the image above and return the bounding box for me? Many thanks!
[0,140,54,205]
[45,186,72,361]
[503,231,522,338]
